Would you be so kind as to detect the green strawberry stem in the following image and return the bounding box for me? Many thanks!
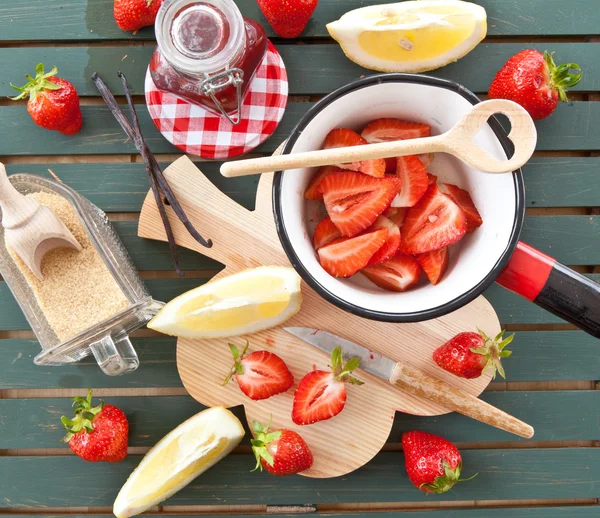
[10,63,61,102]
[222,339,250,386]
[420,461,477,494]
[330,346,364,386]
[472,329,514,379]
[544,51,582,102]
[60,388,104,443]
[251,418,282,471]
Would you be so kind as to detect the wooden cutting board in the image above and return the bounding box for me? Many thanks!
[138,156,501,478]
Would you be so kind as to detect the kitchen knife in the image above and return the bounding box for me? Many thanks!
[284,327,534,439]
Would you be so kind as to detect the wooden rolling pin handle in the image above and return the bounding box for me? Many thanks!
[0,163,40,229]
[389,361,534,439]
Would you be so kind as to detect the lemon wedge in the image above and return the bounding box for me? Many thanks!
[327,0,487,73]
[148,266,302,338]
[113,407,244,518]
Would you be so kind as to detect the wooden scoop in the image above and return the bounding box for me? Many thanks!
[0,163,81,280]
[220,99,537,178]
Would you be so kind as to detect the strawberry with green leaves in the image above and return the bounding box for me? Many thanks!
[251,420,313,476]
[292,346,363,425]
[61,389,128,462]
[11,64,82,135]
[402,431,476,494]
[433,329,514,379]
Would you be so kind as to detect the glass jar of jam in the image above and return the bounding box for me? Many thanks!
[150,0,268,125]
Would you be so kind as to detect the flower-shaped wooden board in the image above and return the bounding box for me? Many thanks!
[138,156,500,478]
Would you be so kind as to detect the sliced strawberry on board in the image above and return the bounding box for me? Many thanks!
[223,341,294,401]
[362,254,421,292]
[384,157,397,173]
[313,216,342,250]
[361,118,431,142]
[427,173,438,185]
[318,228,388,278]
[391,155,429,208]
[416,247,449,285]
[367,215,401,266]
[323,128,385,178]
[444,183,483,233]
[384,206,407,227]
[292,346,363,425]
[401,184,468,255]
[304,166,341,200]
[321,172,400,237]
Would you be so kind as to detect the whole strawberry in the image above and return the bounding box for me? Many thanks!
[11,64,82,135]
[257,0,318,39]
[251,420,313,476]
[433,329,514,379]
[114,0,162,32]
[488,49,582,120]
[223,340,294,401]
[61,389,128,462]
[402,431,475,494]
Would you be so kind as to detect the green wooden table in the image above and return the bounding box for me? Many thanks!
[1,0,599,516]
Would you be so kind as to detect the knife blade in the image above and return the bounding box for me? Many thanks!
[284,326,534,439]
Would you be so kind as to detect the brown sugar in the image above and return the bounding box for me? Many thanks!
[6,192,130,342]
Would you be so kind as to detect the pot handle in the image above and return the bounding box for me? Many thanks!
[496,241,600,338]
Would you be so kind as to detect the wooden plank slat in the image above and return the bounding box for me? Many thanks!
[1,330,598,388]
[1,102,599,157]
[2,43,597,98]
[2,391,599,449]
[2,449,600,506]
[1,0,599,41]
[1,276,600,331]
[6,158,600,212]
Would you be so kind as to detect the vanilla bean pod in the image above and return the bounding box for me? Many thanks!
[91,73,183,276]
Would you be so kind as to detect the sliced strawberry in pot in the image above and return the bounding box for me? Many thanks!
[323,128,385,178]
[361,119,431,142]
[391,155,429,208]
[401,184,467,255]
[427,173,437,185]
[321,172,400,237]
[367,215,401,266]
[318,228,388,278]
[384,157,397,173]
[313,216,341,250]
[416,247,449,285]
[362,254,422,292]
[305,166,341,200]
[384,206,407,227]
[444,183,483,233]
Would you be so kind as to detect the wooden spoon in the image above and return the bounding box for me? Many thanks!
[0,163,81,280]
[220,99,537,178]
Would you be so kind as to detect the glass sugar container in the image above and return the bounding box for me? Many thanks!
[0,174,164,376]
[150,0,268,124]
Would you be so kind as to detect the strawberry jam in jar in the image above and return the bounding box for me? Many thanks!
[151,0,268,124]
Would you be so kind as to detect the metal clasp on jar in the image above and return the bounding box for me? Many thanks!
[201,68,244,125]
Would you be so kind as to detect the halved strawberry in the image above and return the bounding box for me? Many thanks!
[318,228,388,278]
[367,215,401,266]
[292,346,363,425]
[321,172,400,237]
[304,166,341,200]
[384,206,407,227]
[427,173,437,185]
[391,155,429,208]
[313,216,341,250]
[323,128,385,178]
[361,118,431,142]
[224,341,294,401]
[362,254,421,292]
[444,183,483,233]
[401,184,468,255]
[416,247,449,285]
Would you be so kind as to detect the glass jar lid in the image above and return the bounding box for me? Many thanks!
[156,0,246,75]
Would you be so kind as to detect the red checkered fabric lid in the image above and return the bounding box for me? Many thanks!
[145,42,288,159]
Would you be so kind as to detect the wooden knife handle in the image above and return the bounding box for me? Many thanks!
[390,362,534,439]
